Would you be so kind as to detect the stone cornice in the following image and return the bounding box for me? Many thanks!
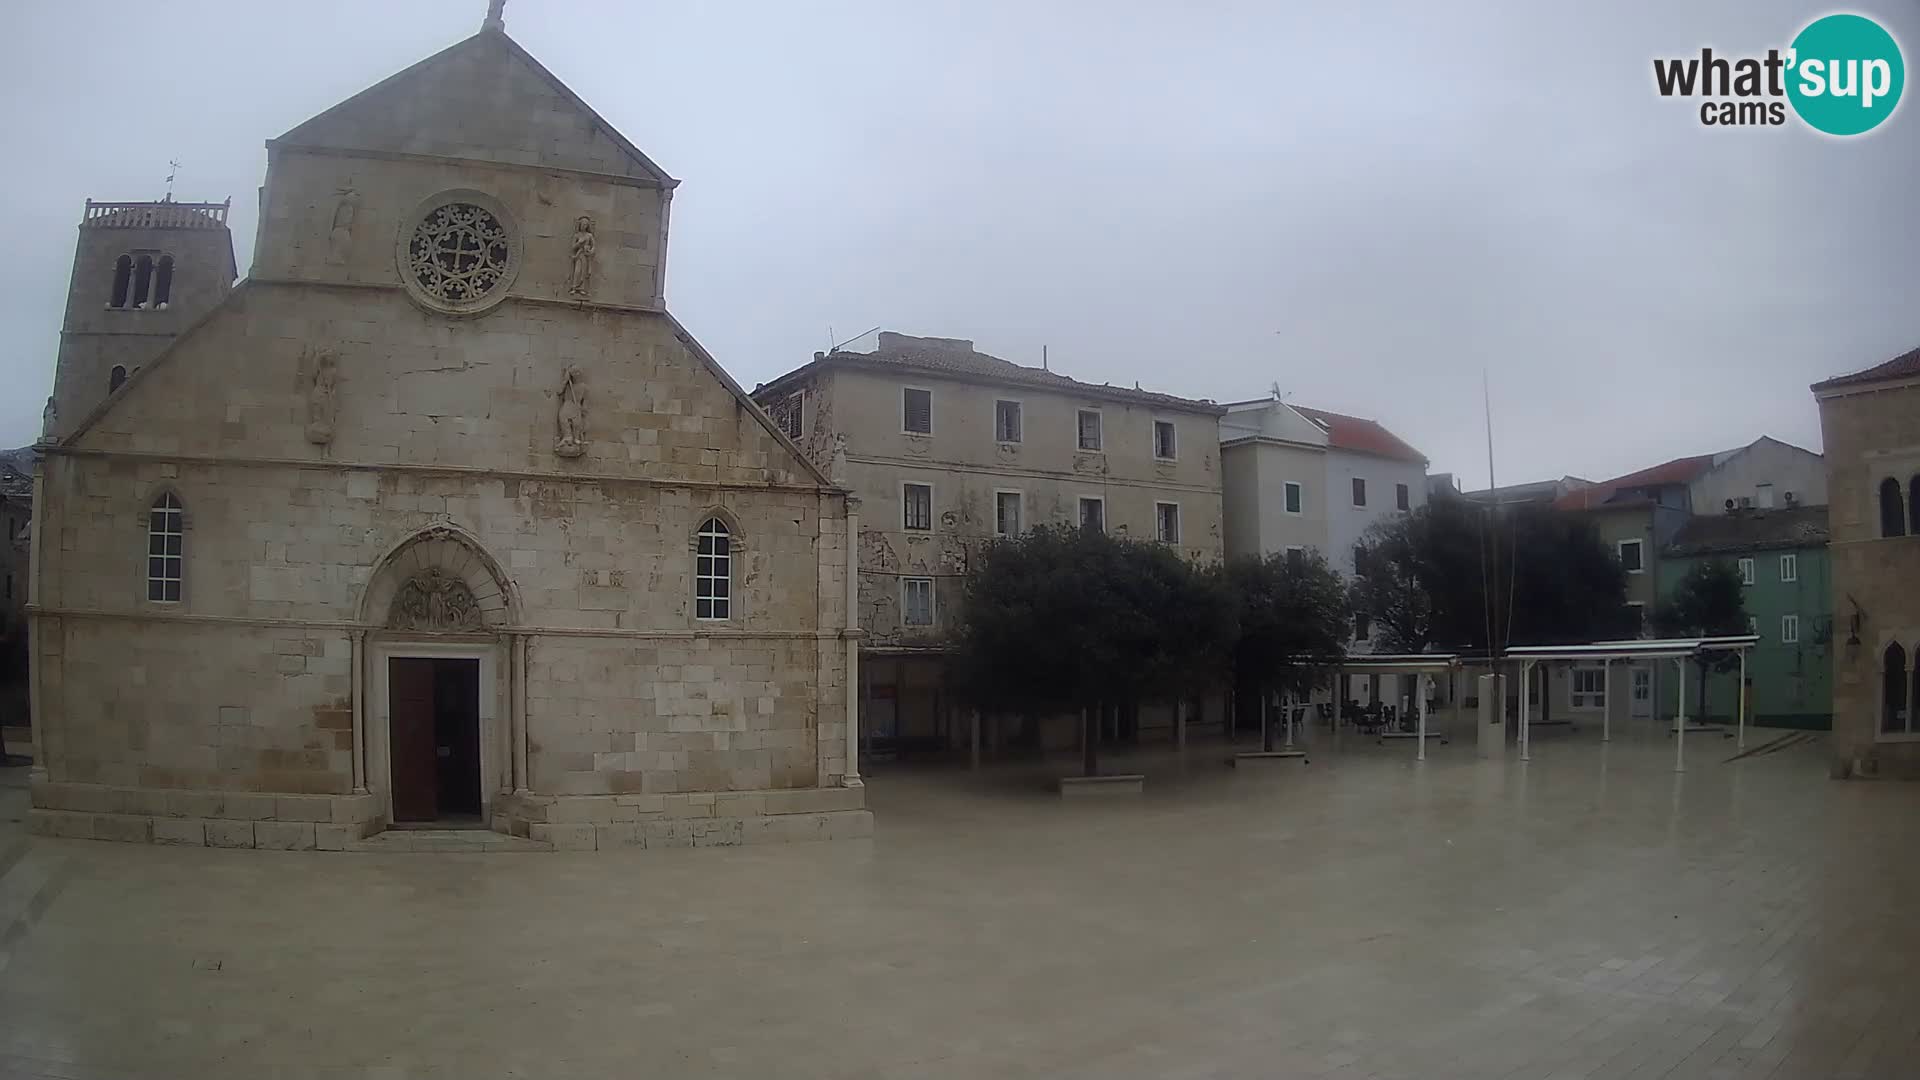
[42,446,828,495]
[241,276,667,316]
[28,606,843,640]
[845,452,1222,498]
[265,140,675,190]
[1813,374,1920,401]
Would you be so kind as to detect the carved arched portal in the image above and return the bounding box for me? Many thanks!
[353,524,524,829]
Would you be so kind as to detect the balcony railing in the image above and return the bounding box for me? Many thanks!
[83,197,230,229]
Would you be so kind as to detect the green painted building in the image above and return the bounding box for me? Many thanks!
[1658,505,1831,729]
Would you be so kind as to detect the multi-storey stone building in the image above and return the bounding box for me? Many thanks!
[0,454,30,730]
[1813,345,1920,778]
[25,11,867,848]
[753,332,1225,752]
[1218,395,1429,709]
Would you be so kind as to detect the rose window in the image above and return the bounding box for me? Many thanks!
[406,203,511,304]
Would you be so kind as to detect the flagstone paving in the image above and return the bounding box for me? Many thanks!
[0,722,1914,1078]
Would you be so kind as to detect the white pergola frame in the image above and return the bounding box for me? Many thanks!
[1328,654,1463,762]
[1503,635,1760,771]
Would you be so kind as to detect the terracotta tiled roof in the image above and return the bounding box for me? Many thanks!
[1288,405,1427,464]
[1812,345,1920,391]
[758,334,1225,414]
[1553,454,1716,511]
[1666,505,1829,556]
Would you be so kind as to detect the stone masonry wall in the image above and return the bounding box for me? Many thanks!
[34,451,842,797]
[1818,381,1920,777]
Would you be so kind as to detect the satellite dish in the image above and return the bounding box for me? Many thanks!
[1725,498,1736,510]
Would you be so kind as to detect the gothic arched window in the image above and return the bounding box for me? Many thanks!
[131,254,155,309]
[1910,475,1920,537]
[1880,477,1906,538]
[109,254,133,308]
[694,517,731,620]
[1885,642,1910,735]
[147,493,183,602]
[109,365,127,392]
[153,255,174,308]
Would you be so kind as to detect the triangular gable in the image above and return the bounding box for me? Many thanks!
[272,29,676,186]
[56,283,836,491]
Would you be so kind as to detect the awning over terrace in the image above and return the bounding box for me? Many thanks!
[1503,636,1760,771]
[1329,654,1463,761]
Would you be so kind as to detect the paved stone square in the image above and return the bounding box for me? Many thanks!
[0,723,1916,1079]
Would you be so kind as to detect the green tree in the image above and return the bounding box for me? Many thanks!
[1652,560,1749,722]
[949,525,1236,776]
[1226,550,1350,750]
[1352,492,1635,653]
[1347,516,1435,653]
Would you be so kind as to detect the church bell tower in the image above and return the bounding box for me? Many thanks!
[45,197,237,441]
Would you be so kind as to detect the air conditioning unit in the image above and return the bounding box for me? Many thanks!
[1737,496,1753,508]
[1784,490,1797,504]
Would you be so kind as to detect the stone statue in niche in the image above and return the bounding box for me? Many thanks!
[303,346,339,446]
[40,396,57,441]
[389,568,483,633]
[567,215,595,298]
[554,364,588,458]
[327,188,358,265]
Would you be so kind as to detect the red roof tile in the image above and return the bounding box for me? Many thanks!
[1289,405,1427,464]
[1552,454,1716,511]
[1812,345,1920,391]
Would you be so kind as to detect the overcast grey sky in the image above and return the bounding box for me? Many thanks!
[2,0,1914,484]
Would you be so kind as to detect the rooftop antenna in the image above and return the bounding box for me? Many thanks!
[830,326,879,352]
[164,159,180,201]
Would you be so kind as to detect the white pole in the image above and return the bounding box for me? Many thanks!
[1283,689,1295,749]
[1417,674,1429,761]
[1674,658,1687,773]
[1602,657,1612,743]
[1737,649,1748,750]
[1520,661,1531,762]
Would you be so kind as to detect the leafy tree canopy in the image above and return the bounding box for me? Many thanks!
[1226,549,1350,699]
[1351,492,1635,652]
[949,525,1237,715]
[1652,559,1749,673]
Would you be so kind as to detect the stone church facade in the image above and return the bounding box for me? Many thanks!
[26,19,867,849]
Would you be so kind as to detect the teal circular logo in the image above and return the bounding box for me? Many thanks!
[1787,14,1905,135]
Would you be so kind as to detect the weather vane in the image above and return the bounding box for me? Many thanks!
[165,159,180,200]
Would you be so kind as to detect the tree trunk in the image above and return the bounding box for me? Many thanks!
[1082,705,1098,777]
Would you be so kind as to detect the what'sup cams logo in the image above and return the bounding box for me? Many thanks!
[1654,12,1904,135]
